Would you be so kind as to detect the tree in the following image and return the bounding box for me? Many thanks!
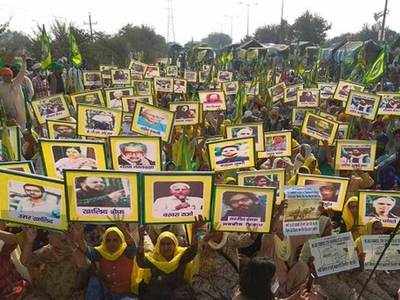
[254,20,292,44]
[291,11,331,45]
[201,32,232,49]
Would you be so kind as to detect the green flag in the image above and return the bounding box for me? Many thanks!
[68,29,82,67]
[40,26,52,70]
[363,49,386,84]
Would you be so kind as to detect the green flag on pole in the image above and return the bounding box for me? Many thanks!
[40,26,52,70]
[363,48,386,85]
[68,28,82,67]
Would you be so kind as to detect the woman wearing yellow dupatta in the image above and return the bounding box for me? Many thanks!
[342,196,364,239]
[136,216,205,300]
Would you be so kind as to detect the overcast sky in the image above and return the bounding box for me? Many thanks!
[0,0,398,44]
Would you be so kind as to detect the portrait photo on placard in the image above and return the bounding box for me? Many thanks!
[260,131,292,158]
[31,94,70,124]
[0,161,34,173]
[292,108,313,127]
[359,191,400,228]
[297,174,349,211]
[199,91,226,111]
[184,70,197,83]
[237,169,285,203]
[0,170,67,230]
[173,79,187,94]
[345,91,380,120]
[245,82,259,95]
[285,84,303,103]
[154,77,173,93]
[212,185,275,233]
[129,59,147,76]
[105,87,134,110]
[166,65,178,77]
[268,82,286,103]
[226,123,264,152]
[222,81,239,95]
[65,170,139,222]
[121,96,153,112]
[317,82,336,100]
[144,65,160,79]
[335,140,377,171]
[111,69,131,85]
[296,89,320,108]
[82,71,102,88]
[217,71,233,83]
[142,172,213,224]
[39,139,107,179]
[120,113,139,136]
[207,137,255,171]
[301,112,339,145]
[131,102,174,142]
[46,120,77,140]
[170,102,200,126]
[377,93,400,115]
[333,80,365,102]
[109,136,162,172]
[70,90,105,109]
[132,80,152,96]
[77,105,122,138]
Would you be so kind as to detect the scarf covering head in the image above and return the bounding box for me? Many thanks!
[0,67,13,78]
[95,226,127,261]
[342,197,358,231]
[363,218,382,235]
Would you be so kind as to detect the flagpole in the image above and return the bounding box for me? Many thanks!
[380,0,389,42]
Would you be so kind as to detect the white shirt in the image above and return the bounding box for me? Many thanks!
[153,195,203,217]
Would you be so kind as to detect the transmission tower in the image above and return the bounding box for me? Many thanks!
[166,0,176,43]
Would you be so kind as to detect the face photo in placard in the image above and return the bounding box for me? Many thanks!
[40,140,107,179]
[0,161,34,173]
[217,71,233,83]
[377,93,400,116]
[297,89,320,108]
[65,170,139,222]
[222,81,239,95]
[109,136,162,172]
[154,77,173,93]
[268,82,286,103]
[335,140,377,171]
[260,131,292,158]
[77,105,122,138]
[31,95,71,124]
[301,112,339,145]
[142,172,213,224]
[144,65,160,79]
[166,65,178,77]
[199,91,226,111]
[70,90,105,109]
[173,79,187,94]
[359,191,400,228]
[297,174,349,211]
[111,69,131,85]
[212,185,275,233]
[170,102,200,126]
[132,103,174,142]
[105,88,134,110]
[285,84,303,103]
[226,123,264,152]
[184,70,197,83]
[133,80,152,96]
[121,96,153,113]
[82,71,102,88]
[292,108,313,127]
[207,137,255,171]
[318,83,336,100]
[0,170,67,230]
[46,120,77,140]
[333,80,365,102]
[345,91,380,120]
[129,59,147,76]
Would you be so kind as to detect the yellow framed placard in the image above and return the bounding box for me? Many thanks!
[121,96,153,113]
[297,173,349,211]
[285,84,303,103]
[169,102,200,126]
[359,190,400,228]
[333,80,364,102]
[65,169,139,222]
[132,80,152,96]
[111,69,131,86]
[212,185,275,233]
[259,130,292,158]
[0,169,67,231]
[377,93,400,116]
[166,65,178,78]
[0,161,34,173]
[173,79,187,94]
[129,59,147,76]
[31,94,71,124]
[131,102,175,142]
[109,136,162,172]
[46,120,77,140]
[335,140,377,171]
[301,112,339,145]
[154,77,174,93]
[207,137,256,171]
[39,139,107,179]
[245,81,259,96]
[77,104,122,138]
[319,111,338,121]
[199,91,226,111]
[104,87,134,110]
[69,90,105,110]
[142,172,214,224]
[217,71,233,83]
[222,81,239,95]
[225,123,264,152]
[268,82,286,103]
[292,108,313,127]
[344,90,380,120]
[144,65,160,79]
[317,82,336,100]
[237,169,285,204]
[184,70,197,83]
[296,88,320,108]
[82,71,102,88]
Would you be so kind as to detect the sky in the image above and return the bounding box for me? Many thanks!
[0,0,398,44]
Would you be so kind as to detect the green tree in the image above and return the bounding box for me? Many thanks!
[201,32,232,49]
[254,20,292,44]
[292,11,331,44]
